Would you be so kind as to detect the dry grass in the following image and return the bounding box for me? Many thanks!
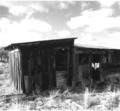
[1,62,120,111]
[0,88,120,111]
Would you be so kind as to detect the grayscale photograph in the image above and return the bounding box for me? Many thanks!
[0,0,120,110]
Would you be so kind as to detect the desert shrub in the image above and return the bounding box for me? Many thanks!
[71,81,84,93]
[104,73,120,91]
[87,95,100,108]
[95,80,110,92]
[105,93,120,110]
[0,68,3,74]
[0,49,9,62]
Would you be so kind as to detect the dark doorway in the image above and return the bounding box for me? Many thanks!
[55,48,67,71]
[55,48,68,88]
[91,54,101,83]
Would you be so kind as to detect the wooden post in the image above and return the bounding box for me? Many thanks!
[48,49,51,89]
[51,48,56,88]
[20,49,25,93]
[67,46,74,87]
[67,47,70,85]
[72,47,75,87]
[89,52,92,87]
[48,48,56,89]
[41,49,49,90]
[72,48,79,87]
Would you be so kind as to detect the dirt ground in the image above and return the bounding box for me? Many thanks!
[1,62,120,111]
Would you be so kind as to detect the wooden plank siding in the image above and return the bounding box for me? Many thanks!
[67,46,74,86]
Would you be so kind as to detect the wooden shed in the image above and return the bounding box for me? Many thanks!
[6,38,75,94]
[6,37,120,93]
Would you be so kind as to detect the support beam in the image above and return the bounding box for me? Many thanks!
[48,48,56,89]
[67,46,74,87]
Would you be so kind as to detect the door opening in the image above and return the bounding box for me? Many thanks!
[91,54,101,83]
[55,48,68,89]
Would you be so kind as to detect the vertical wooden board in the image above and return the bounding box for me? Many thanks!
[67,47,70,77]
[20,50,25,93]
[72,52,80,87]
[67,47,73,86]
[46,50,50,89]
[48,48,56,89]
[61,47,70,87]
[72,48,75,86]
[40,50,45,90]
[47,48,54,89]
[41,49,49,90]
[28,50,33,93]
[52,49,56,88]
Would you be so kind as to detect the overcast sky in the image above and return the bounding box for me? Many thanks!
[1,0,120,48]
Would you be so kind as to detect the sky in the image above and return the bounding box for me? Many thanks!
[1,0,120,48]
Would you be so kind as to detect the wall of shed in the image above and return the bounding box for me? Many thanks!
[72,49,92,89]
[20,47,73,94]
[8,39,75,94]
[20,47,54,93]
[9,49,23,93]
[99,51,120,81]
[73,48,120,90]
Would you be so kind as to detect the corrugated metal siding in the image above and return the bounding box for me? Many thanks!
[9,49,23,93]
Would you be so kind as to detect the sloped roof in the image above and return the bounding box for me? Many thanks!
[2,36,120,50]
[74,38,120,50]
[5,37,76,50]
[1,37,75,48]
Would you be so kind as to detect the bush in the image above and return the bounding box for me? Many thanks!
[105,93,120,110]
[0,49,9,63]
[0,69,3,74]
